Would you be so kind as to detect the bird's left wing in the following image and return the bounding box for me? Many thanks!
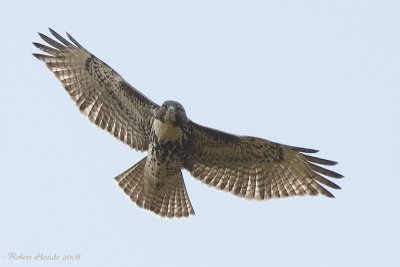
[184,122,343,200]
[33,29,159,151]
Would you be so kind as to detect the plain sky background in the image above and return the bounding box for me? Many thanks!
[1,0,399,266]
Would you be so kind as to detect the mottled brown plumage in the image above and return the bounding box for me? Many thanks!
[33,29,343,218]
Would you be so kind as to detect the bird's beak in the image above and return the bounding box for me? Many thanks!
[165,106,175,122]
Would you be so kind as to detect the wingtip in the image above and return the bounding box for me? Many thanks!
[329,170,344,179]
[320,159,339,166]
[48,27,56,34]
[330,183,341,190]
[32,53,42,60]
[66,31,83,48]
[304,155,339,166]
[324,191,335,198]
[309,163,344,179]
[38,32,46,39]
[291,146,319,153]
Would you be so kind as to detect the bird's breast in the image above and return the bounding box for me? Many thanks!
[153,118,183,142]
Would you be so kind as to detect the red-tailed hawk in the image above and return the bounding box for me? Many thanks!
[33,29,343,218]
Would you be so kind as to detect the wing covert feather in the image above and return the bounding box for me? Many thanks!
[184,122,343,200]
[33,29,159,151]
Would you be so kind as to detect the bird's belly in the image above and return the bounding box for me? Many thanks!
[145,144,184,188]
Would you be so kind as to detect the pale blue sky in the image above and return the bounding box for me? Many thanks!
[1,0,399,266]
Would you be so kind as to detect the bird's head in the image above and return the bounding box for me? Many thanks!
[153,101,188,142]
[155,100,188,126]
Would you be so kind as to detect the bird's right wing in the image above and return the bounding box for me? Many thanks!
[33,28,159,151]
[184,122,343,200]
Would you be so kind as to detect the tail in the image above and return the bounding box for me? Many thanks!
[115,157,195,218]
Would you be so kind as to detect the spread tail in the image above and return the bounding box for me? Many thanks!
[115,157,195,218]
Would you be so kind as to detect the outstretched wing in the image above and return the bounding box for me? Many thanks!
[184,122,343,200]
[33,28,159,151]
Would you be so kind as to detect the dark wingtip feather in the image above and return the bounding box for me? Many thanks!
[320,188,335,198]
[32,53,45,60]
[304,154,338,166]
[38,32,65,50]
[314,174,342,189]
[326,192,335,198]
[309,162,344,179]
[48,28,72,47]
[38,32,48,40]
[48,28,58,37]
[33,42,59,55]
[289,145,319,153]
[66,32,83,48]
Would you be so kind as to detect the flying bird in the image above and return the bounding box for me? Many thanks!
[33,29,343,218]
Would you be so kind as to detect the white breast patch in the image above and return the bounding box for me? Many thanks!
[153,119,183,142]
